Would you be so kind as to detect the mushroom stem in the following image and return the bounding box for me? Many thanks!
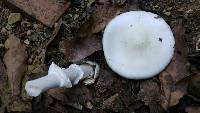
[25,74,61,97]
[25,62,99,97]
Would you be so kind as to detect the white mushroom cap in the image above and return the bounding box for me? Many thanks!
[103,11,175,79]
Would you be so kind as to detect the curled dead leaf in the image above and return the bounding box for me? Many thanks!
[3,34,27,97]
[60,35,102,62]
[159,20,189,110]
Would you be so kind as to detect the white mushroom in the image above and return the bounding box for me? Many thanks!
[103,11,175,79]
[25,61,99,97]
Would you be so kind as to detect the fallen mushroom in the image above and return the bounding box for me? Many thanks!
[25,61,99,97]
[103,11,175,79]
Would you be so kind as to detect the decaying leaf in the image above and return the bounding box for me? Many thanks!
[1,35,31,112]
[159,20,189,110]
[188,73,200,98]
[78,4,123,38]
[47,88,69,102]
[7,0,70,27]
[48,86,93,110]
[137,79,163,113]
[102,93,124,112]
[3,34,27,97]
[169,90,185,107]
[60,35,102,62]
[185,106,200,113]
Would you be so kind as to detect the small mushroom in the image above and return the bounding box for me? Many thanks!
[103,11,175,79]
[25,61,99,97]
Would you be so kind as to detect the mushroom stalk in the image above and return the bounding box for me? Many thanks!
[25,74,61,97]
[25,62,99,97]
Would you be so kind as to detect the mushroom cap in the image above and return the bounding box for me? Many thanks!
[103,11,175,79]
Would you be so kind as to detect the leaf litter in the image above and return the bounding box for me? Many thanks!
[0,0,200,113]
[159,20,190,110]
[2,34,31,112]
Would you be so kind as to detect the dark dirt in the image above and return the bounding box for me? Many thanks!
[0,0,200,113]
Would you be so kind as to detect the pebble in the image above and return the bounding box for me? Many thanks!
[0,44,4,48]
[5,24,11,30]
[85,101,93,109]
[186,9,193,13]
[8,13,22,25]
[21,21,31,27]
[164,11,171,16]
[33,24,43,32]
[26,30,32,36]
[178,8,184,12]
[24,39,30,45]
[167,7,172,10]
[1,27,8,35]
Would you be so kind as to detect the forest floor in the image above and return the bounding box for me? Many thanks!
[0,0,200,113]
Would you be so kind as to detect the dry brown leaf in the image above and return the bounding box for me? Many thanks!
[3,34,27,97]
[48,86,92,110]
[7,0,70,27]
[169,90,185,107]
[102,93,123,112]
[159,20,189,110]
[185,106,200,113]
[48,88,69,102]
[60,3,123,62]
[60,35,102,62]
[188,73,200,98]
[137,80,163,113]
[78,4,123,38]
